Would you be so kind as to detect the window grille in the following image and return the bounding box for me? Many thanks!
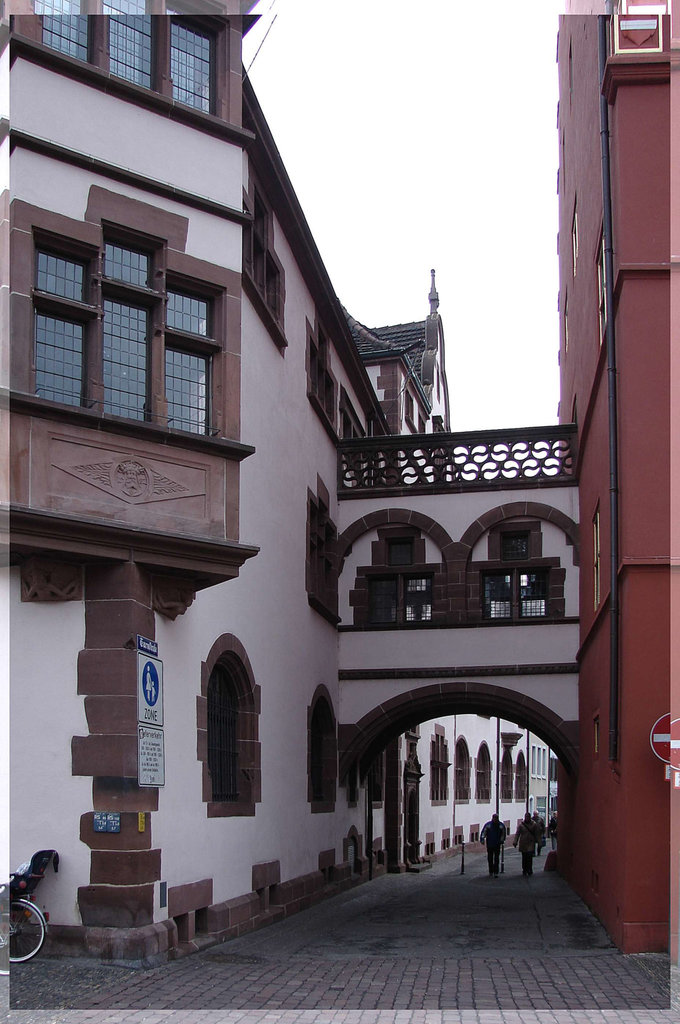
[207,666,238,802]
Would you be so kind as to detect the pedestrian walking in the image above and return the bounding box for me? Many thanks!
[513,812,539,875]
[548,812,558,850]
[532,811,546,856]
[480,813,506,877]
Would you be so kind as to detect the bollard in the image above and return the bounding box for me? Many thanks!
[500,841,505,874]
[460,840,465,874]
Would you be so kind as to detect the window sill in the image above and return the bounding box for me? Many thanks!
[11,391,255,462]
[307,391,338,443]
[12,34,255,151]
[207,801,256,817]
[310,800,335,814]
[242,272,287,351]
[308,593,340,626]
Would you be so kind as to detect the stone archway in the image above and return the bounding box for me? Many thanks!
[338,680,578,783]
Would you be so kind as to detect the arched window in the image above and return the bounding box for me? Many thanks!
[455,738,470,801]
[198,634,261,817]
[515,751,527,801]
[308,688,337,811]
[207,665,238,801]
[476,743,491,802]
[500,749,514,801]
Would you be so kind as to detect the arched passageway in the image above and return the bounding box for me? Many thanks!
[338,680,578,782]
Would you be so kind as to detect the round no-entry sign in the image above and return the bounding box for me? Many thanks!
[650,714,680,769]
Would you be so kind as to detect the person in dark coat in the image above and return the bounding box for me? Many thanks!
[513,812,539,876]
[548,812,558,850]
[532,811,546,856]
[480,813,506,877]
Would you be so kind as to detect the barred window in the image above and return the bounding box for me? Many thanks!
[430,731,449,803]
[207,665,238,803]
[500,750,514,801]
[454,738,470,801]
[515,752,527,801]
[476,743,492,802]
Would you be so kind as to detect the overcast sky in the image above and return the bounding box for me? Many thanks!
[243,0,564,431]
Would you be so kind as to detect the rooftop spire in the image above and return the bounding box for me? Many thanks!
[429,268,439,315]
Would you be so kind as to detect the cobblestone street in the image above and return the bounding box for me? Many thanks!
[3,849,676,1024]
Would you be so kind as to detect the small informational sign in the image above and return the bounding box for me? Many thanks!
[93,812,120,833]
[674,771,680,790]
[138,725,165,787]
[137,635,158,657]
[138,653,163,726]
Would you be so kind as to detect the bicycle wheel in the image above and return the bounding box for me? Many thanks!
[9,899,46,963]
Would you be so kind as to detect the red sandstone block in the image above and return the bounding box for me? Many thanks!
[252,860,280,891]
[227,892,259,926]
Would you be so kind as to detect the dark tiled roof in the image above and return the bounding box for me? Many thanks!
[344,309,427,377]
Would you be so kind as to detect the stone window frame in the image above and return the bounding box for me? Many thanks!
[12,194,239,442]
[475,742,492,802]
[307,685,337,814]
[306,477,339,624]
[454,736,471,803]
[349,525,446,629]
[306,317,338,437]
[500,749,514,802]
[197,634,261,818]
[368,750,385,807]
[339,387,365,439]
[19,12,235,123]
[242,180,286,348]
[514,751,527,801]
[467,519,566,623]
[430,725,450,805]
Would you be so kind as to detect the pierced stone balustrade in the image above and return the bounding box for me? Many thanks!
[338,424,577,497]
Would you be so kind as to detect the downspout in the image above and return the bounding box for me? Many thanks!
[598,15,620,762]
[495,719,500,816]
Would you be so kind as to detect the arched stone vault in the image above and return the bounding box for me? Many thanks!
[338,680,579,782]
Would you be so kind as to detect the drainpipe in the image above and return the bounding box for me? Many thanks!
[599,15,620,762]
[495,718,500,816]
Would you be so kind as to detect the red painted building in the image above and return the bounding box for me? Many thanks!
[558,9,671,952]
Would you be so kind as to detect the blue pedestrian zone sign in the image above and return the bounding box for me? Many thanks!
[137,653,163,726]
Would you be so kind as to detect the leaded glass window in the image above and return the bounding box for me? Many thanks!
[483,573,512,619]
[35,314,83,405]
[36,1,88,61]
[36,252,84,301]
[369,579,398,624]
[170,22,212,113]
[167,291,208,336]
[405,577,432,622]
[104,243,150,287]
[108,15,152,89]
[519,572,547,617]
[102,300,148,419]
[165,349,207,433]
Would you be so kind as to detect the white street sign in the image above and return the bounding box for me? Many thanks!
[138,725,165,787]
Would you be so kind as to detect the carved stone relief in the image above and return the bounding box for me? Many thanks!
[21,557,83,602]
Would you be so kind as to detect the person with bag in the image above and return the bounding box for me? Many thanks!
[513,812,539,876]
[480,813,506,877]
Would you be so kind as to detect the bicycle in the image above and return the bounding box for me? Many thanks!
[8,849,59,964]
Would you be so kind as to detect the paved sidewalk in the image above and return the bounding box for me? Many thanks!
[4,849,677,1024]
